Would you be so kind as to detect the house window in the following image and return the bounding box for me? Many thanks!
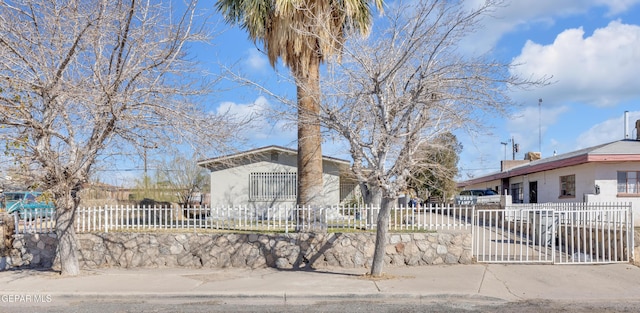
[510,183,523,203]
[618,171,639,194]
[560,175,575,197]
[340,182,359,204]
[249,172,297,201]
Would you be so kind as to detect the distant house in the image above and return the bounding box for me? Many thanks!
[457,139,640,225]
[197,146,359,208]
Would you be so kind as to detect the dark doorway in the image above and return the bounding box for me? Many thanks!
[529,181,538,203]
[501,178,509,196]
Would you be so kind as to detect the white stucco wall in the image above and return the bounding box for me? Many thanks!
[524,164,593,203]
[208,153,343,208]
[461,162,640,225]
[589,163,640,225]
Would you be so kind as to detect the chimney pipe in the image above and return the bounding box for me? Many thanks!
[624,111,629,139]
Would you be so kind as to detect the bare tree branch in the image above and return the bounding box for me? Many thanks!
[319,0,549,276]
[0,0,241,275]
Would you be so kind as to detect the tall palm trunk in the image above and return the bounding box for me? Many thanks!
[295,56,324,230]
[296,56,323,208]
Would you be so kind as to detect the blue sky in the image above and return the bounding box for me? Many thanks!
[105,0,640,185]
[453,0,640,179]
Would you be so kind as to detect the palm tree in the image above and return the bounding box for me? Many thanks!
[216,0,383,209]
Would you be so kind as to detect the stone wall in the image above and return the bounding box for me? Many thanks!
[3,233,57,269]
[5,231,472,270]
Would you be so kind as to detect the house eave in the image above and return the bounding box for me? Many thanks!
[458,153,640,188]
[197,145,351,171]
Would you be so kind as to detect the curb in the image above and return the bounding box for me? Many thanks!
[40,292,508,305]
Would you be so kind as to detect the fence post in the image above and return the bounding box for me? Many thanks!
[285,207,288,234]
[104,205,109,233]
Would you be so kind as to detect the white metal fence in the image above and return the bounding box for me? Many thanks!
[12,204,474,234]
[14,202,633,265]
[473,202,634,264]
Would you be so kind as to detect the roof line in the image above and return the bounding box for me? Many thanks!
[197,145,351,166]
[458,139,640,187]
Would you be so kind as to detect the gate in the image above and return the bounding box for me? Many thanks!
[473,203,634,264]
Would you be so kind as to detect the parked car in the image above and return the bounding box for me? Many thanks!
[459,189,498,197]
[455,189,500,205]
[2,191,55,220]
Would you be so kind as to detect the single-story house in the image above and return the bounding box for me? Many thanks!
[197,145,359,208]
[457,139,640,225]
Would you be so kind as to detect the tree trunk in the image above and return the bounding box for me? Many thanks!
[296,56,323,208]
[370,196,393,277]
[295,56,323,231]
[55,194,80,276]
[361,183,382,229]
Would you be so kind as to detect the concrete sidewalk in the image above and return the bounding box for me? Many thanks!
[0,263,639,306]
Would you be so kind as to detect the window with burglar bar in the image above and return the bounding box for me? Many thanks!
[560,174,575,197]
[618,171,639,194]
[510,182,523,203]
[249,172,297,201]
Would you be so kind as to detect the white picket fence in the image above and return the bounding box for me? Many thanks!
[12,204,474,234]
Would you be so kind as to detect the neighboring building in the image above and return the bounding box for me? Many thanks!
[197,146,359,208]
[457,139,640,225]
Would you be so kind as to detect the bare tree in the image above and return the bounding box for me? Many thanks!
[158,154,209,207]
[319,0,547,276]
[0,0,239,276]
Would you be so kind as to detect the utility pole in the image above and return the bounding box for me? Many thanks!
[142,141,157,198]
[511,136,519,160]
[143,142,149,192]
[538,98,542,153]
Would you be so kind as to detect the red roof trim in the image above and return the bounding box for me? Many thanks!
[508,155,589,177]
[587,155,640,162]
[459,154,640,187]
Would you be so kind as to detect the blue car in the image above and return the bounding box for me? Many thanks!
[3,191,55,220]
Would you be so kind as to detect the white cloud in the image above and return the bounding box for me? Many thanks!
[462,0,640,53]
[507,105,571,152]
[216,96,296,144]
[244,48,269,72]
[456,104,572,179]
[595,0,640,15]
[510,21,640,107]
[575,110,640,148]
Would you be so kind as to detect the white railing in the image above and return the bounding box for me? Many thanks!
[474,202,633,264]
[11,208,56,234]
[12,204,474,234]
